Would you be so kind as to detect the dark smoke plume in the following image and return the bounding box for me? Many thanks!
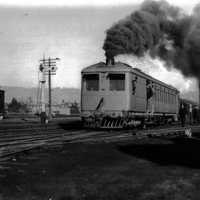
[103,0,200,79]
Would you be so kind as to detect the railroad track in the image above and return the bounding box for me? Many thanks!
[1,122,200,161]
[0,129,104,161]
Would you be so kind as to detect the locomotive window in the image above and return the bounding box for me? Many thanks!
[83,74,99,91]
[162,91,164,103]
[171,94,173,104]
[164,91,166,103]
[109,74,125,91]
[166,90,168,104]
[158,86,160,102]
[155,90,158,101]
[163,89,165,103]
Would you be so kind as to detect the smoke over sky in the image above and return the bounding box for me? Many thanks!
[103,0,200,80]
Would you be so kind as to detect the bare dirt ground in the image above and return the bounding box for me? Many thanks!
[1,136,200,200]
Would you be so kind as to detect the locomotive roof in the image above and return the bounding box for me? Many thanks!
[82,62,133,72]
[82,62,179,92]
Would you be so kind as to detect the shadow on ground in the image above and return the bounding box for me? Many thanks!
[58,119,83,130]
[118,137,200,168]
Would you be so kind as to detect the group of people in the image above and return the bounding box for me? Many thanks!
[179,103,199,127]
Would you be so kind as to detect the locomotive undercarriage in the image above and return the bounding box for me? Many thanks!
[82,112,176,129]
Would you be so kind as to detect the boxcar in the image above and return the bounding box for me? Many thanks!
[81,62,180,128]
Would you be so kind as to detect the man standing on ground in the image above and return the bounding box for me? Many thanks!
[179,103,186,127]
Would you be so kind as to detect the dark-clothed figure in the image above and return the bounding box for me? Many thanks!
[146,80,154,114]
[193,106,198,123]
[179,104,186,127]
[40,112,48,125]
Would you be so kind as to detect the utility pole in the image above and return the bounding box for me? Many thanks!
[39,56,60,120]
[48,57,52,120]
[39,63,46,124]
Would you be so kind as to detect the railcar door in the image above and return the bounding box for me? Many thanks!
[131,75,146,112]
[130,74,136,110]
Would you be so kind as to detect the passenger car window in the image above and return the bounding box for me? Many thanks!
[132,76,137,95]
[109,74,125,91]
[83,74,99,91]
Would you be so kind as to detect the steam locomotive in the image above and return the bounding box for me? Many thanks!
[80,61,197,128]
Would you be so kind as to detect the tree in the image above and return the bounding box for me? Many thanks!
[8,98,29,113]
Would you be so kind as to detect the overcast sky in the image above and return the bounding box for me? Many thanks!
[0,0,199,98]
[0,0,199,8]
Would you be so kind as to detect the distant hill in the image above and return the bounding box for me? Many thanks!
[1,86,198,105]
[1,86,80,104]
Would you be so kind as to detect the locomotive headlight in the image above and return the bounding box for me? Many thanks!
[122,111,129,117]
[111,113,116,117]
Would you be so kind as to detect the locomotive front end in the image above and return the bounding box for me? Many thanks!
[81,62,132,128]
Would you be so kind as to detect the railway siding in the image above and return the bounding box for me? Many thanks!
[1,122,200,161]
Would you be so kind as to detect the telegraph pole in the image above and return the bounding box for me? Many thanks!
[48,57,52,120]
[38,63,46,124]
[39,56,60,120]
